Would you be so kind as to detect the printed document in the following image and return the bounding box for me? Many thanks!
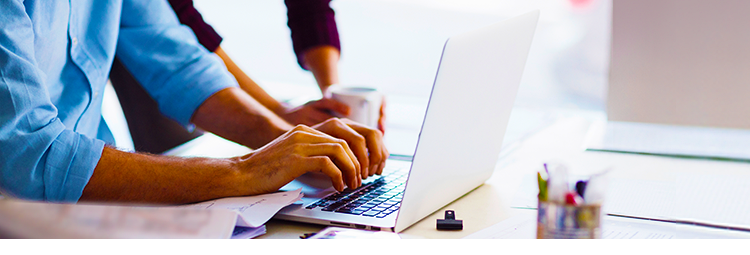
[183,188,303,227]
[0,199,237,238]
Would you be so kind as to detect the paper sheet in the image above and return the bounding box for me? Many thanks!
[512,173,750,230]
[603,178,675,220]
[184,188,303,228]
[586,121,750,160]
[309,227,401,239]
[464,210,750,239]
[675,173,750,228]
[0,199,237,239]
[231,225,267,239]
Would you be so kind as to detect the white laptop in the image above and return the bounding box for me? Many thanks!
[587,0,750,160]
[274,11,539,232]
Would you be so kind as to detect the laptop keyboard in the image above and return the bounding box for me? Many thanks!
[305,166,408,218]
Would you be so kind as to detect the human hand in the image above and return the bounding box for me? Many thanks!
[231,125,362,195]
[311,118,389,179]
[279,98,350,126]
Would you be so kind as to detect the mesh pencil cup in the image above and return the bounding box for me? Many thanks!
[536,201,602,239]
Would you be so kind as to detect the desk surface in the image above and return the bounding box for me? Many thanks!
[168,114,750,239]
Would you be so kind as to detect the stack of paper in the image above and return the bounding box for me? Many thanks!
[184,188,304,239]
[0,189,302,239]
[0,199,238,238]
[183,188,302,228]
[231,226,268,239]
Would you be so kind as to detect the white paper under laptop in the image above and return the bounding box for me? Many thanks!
[274,11,539,232]
[588,0,750,160]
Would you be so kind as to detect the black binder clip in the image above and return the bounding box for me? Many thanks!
[436,210,463,230]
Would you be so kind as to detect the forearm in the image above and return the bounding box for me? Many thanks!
[302,45,340,94]
[80,147,240,204]
[214,46,286,115]
[191,86,294,149]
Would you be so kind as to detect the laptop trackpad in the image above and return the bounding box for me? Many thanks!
[279,172,336,200]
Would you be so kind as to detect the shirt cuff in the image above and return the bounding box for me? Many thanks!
[44,125,106,202]
[157,53,238,127]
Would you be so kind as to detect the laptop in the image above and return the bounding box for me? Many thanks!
[275,10,539,232]
[586,0,750,160]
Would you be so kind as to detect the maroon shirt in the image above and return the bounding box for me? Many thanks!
[167,0,341,69]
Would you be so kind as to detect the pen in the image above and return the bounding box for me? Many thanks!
[565,192,582,206]
[537,171,548,201]
[575,180,587,199]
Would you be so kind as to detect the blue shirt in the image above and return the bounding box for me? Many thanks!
[0,0,238,202]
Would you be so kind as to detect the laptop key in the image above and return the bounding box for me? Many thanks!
[336,208,354,213]
[351,208,368,215]
[363,211,379,217]
[368,207,384,212]
[376,205,391,211]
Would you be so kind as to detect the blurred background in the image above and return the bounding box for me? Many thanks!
[104,0,612,154]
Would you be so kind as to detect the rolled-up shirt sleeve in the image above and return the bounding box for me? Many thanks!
[115,0,238,126]
[285,0,341,69]
[0,1,105,202]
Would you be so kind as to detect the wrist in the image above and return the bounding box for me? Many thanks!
[199,157,245,199]
[271,101,291,116]
[302,45,340,91]
[219,157,244,196]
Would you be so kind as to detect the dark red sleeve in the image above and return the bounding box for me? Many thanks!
[168,0,223,52]
[285,0,341,69]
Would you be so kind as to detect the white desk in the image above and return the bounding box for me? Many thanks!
[166,112,750,239]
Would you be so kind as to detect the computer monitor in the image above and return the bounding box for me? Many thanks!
[608,0,750,129]
[588,0,750,160]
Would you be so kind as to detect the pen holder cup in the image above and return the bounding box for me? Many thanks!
[536,201,602,239]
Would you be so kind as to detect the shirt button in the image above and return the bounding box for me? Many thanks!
[72,37,78,45]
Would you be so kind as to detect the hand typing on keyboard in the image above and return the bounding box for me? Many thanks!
[231,124,361,193]
[230,119,388,196]
[311,118,389,178]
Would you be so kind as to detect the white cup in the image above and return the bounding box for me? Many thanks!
[328,86,383,129]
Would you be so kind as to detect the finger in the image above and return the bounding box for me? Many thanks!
[338,119,388,176]
[302,143,360,189]
[288,125,362,186]
[314,119,371,180]
[310,156,345,191]
[310,98,351,116]
[378,146,389,175]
